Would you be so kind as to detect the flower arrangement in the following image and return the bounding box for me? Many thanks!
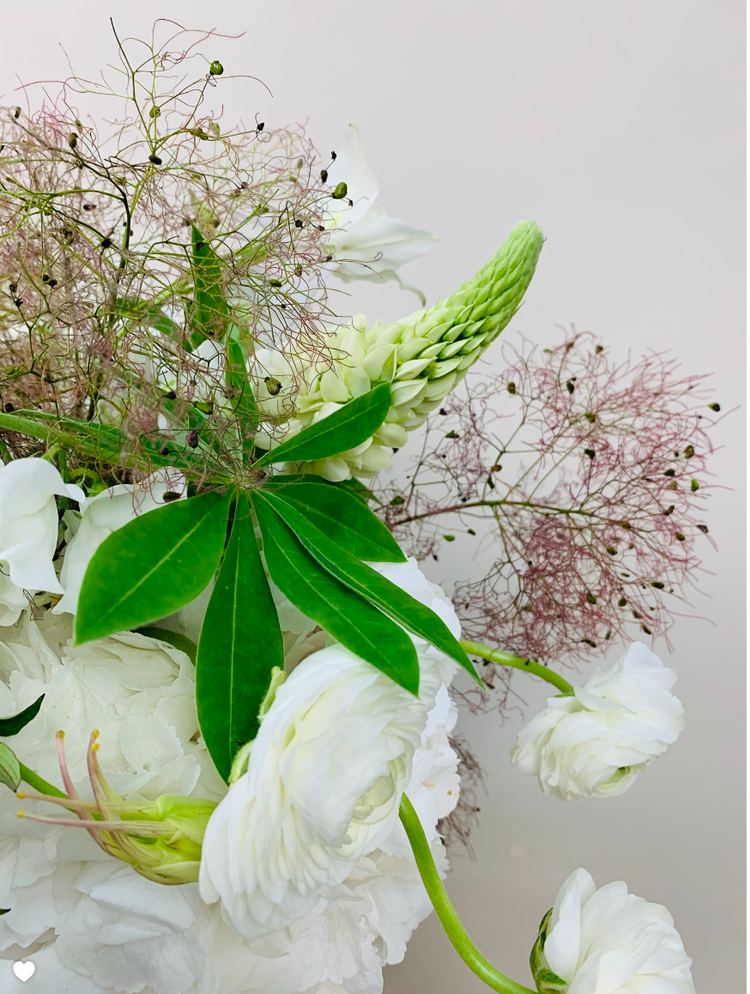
[0,22,716,994]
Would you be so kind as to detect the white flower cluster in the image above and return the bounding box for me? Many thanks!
[0,559,463,994]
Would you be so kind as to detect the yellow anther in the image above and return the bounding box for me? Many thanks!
[16,809,26,819]
[91,743,100,752]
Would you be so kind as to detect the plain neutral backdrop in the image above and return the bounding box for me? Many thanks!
[0,2,744,992]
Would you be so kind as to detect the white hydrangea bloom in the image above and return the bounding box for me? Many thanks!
[532,867,695,994]
[55,470,186,616]
[325,125,437,291]
[511,642,684,800]
[0,559,463,994]
[0,457,83,624]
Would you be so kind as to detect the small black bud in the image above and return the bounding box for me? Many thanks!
[606,546,617,555]
[584,411,596,423]
[389,495,405,506]
[595,344,604,354]
[149,154,163,165]
[664,504,675,516]
[330,150,337,160]
[100,237,112,249]
[68,132,78,149]
[586,592,597,604]
[566,380,575,394]
[294,219,303,228]
[697,523,709,534]
[675,532,686,541]
[209,60,224,76]
[162,491,181,503]
[187,429,200,448]
[618,596,627,607]
[438,408,448,415]
[13,107,21,119]
[507,381,516,395]
[467,528,476,536]
[491,463,502,472]
[664,468,675,477]
[3,402,15,412]
[160,446,171,456]
[640,623,652,635]
[163,390,177,401]
[684,444,695,458]
[581,638,596,647]
[584,448,595,459]
[651,581,665,589]
[708,402,721,412]
[320,168,328,182]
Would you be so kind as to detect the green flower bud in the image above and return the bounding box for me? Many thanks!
[0,743,20,791]
[529,909,568,993]
[210,60,224,76]
[16,731,217,886]
[331,181,348,199]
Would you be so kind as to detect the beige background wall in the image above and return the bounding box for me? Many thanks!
[1,2,744,991]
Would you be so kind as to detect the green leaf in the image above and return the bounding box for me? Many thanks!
[189,226,229,346]
[260,491,480,685]
[75,490,231,645]
[339,478,381,504]
[226,336,259,435]
[255,382,391,466]
[0,695,44,737]
[265,477,405,562]
[0,743,21,790]
[252,493,419,693]
[136,627,198,663]
[197,498,283,781]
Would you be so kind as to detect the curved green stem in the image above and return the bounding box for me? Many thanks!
[460,640,574,695]
[18,763,66,799]
[400,794,536,994]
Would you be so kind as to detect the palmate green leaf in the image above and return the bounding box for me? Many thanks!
[255,382,391,466]
[75,490,232,645]
[260,491,481,685]
[266,477,405,563]
[197,498,283,781]
[189,226,229,347]
[226,336,258,436]
[0,410,209,476]
[137,627,198,663]
[0,695,44,737]
[252,493,420,693]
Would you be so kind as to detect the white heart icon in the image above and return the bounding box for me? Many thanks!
[12,961,35,982]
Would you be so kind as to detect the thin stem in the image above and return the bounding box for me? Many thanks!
[460,640,575,695]
[390,498,600,527]
[18,763,67,799]
[399,794,536,994]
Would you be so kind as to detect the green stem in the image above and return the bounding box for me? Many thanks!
[399,794,536,994]
[460,640,574,695]
[18,763,67,799]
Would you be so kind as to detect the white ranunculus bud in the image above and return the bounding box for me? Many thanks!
[0,457,84,623]
[199,645,442,937]
[511,643,684,800]
[55,470,186,615]
[530,867,695,993]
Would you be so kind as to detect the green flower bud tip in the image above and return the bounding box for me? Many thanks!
[0,743,20,791]
[16,731,216,885]
[529,908,568,993]
[209,60,224,76]
[331,181,348,199]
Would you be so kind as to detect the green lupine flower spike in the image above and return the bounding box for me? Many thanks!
[256,220,544,481]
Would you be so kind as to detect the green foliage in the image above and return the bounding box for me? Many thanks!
[0,744,21,791]
[252,492,420,693]
[75,490,231,645]
[196,499,284,781]
[0,695,45,737]
[266,477,404,562]
[137,627,198,663]
[255,383,391,466]
[189,225,229,347]
[259,490,479,684]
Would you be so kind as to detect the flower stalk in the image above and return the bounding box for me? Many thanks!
[460,640,574,695]
[399,793,536,994]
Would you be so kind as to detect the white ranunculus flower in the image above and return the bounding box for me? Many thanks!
[511,642,684,800]
[532,867,695,994]
[325,125,437,293]
[55,469,186,616]
[199,643,443,937]
[0,584,462,994]
[0,457,84,622]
